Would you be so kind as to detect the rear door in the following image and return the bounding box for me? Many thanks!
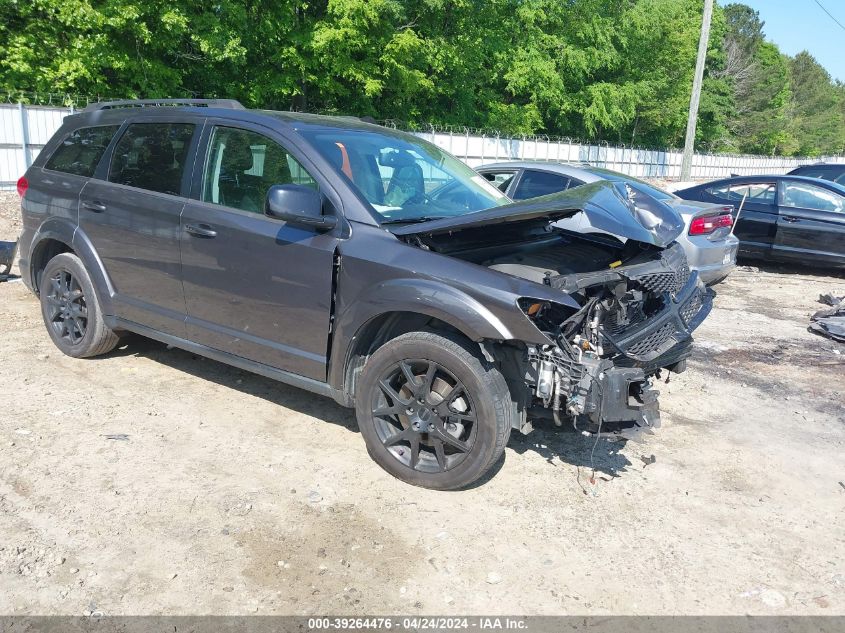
[774,180,845,266]
[80,117,201,336]
[179,121,341,381]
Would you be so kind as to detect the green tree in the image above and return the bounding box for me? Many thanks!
[789,51,845,155]
[1,0,843,156]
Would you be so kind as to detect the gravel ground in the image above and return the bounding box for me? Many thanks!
[0,190,844,615]
[0,191,22,243]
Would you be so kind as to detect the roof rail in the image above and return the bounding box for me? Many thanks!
[82,99,245,112]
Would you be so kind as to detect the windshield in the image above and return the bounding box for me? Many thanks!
[299,129,510,223]
[586,167,678,201]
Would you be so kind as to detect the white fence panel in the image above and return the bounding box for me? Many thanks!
[3,103,845,189]
[1,104,73,188]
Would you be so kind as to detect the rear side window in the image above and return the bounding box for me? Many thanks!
[44,125,119,177]
[795,169,827,179]
[705,182,776,204]
[481,170,517,193]
[513,170,569,200]
[794,166,845,183]
[108,123,195,195]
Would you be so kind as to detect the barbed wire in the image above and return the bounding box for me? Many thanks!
[378,118,842,162]
[1,90,205,108]
[2,90,840,162]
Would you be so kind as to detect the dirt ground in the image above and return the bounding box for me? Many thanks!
[0,190,844,615]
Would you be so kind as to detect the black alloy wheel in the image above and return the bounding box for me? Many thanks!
[44,268,88,345]
[355,331,512,490]
[39,252,119,358]
[372,359,478,473]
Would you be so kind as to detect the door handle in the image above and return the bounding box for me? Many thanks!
[81,200,107,213]
[185,223,218,238]
[781,215,800,223]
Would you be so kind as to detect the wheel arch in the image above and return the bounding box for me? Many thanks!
[333,309,496,405]
[29,222,115,315]
[328,278,523,402]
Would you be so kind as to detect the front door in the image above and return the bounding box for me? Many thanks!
[775,180,845,266]
[180,123,339,381]
[80,119,200,336]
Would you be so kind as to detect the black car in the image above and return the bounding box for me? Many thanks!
[787,163,845,185]
[16,99,711,489]
[676,175,845,268]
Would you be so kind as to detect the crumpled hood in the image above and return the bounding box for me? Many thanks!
[390,180,685,247]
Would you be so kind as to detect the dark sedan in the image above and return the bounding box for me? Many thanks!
[676,175,845,268]
[787,163,845,185]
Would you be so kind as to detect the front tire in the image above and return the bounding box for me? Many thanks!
[355,331,512,490]
[40,253,119,358]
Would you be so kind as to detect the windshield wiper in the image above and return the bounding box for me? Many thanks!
[380,216,448,225]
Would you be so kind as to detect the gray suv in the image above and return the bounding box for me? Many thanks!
[16,99,712,489]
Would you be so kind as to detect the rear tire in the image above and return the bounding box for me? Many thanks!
[355,331,512,490]
[40,253,119,358]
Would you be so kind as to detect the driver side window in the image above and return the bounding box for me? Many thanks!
[202,126,317,214]
[782,182,844,213]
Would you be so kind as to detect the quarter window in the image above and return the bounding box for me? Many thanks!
[202,126,317,214]
[782,182,845,213]
[108,123,195,195]
[513,170,569,200]
[44,125,119,177]
[481,170,517,193]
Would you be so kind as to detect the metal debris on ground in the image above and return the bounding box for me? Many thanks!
[808,293,845,343]
[103,434,130,441]
[0,240,17,281]
[640,454,657,468]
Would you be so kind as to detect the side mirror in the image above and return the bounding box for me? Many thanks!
[265,184,337,231]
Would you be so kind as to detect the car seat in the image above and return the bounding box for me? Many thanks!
[384,150,424,206]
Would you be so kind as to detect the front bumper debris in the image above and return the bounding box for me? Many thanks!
[602,271,714,364]
[527,347,663,437]
[525,245,712,435]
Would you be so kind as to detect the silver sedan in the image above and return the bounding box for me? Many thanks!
[477,162,739,284]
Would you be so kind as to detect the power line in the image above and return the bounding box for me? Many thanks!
[813,0,845,33]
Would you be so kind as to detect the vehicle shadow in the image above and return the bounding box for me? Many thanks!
[737,258,845,280]
[105,334,359,432]
[508,415,635,479]
[100,336,636,486]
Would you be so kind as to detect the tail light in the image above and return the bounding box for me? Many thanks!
[16,176,28,198]
[689,207,733,235]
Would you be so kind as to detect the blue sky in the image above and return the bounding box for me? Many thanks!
[722,0,845,81]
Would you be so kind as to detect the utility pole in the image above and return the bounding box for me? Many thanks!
[680,0,714,181]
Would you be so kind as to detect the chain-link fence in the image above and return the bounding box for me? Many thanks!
[2,96,843,189]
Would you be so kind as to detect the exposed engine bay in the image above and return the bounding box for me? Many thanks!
[404,224,713,439]
[516,236,711,438]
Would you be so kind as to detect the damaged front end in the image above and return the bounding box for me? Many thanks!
[523,242,712,439]
[391,180,713,440]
